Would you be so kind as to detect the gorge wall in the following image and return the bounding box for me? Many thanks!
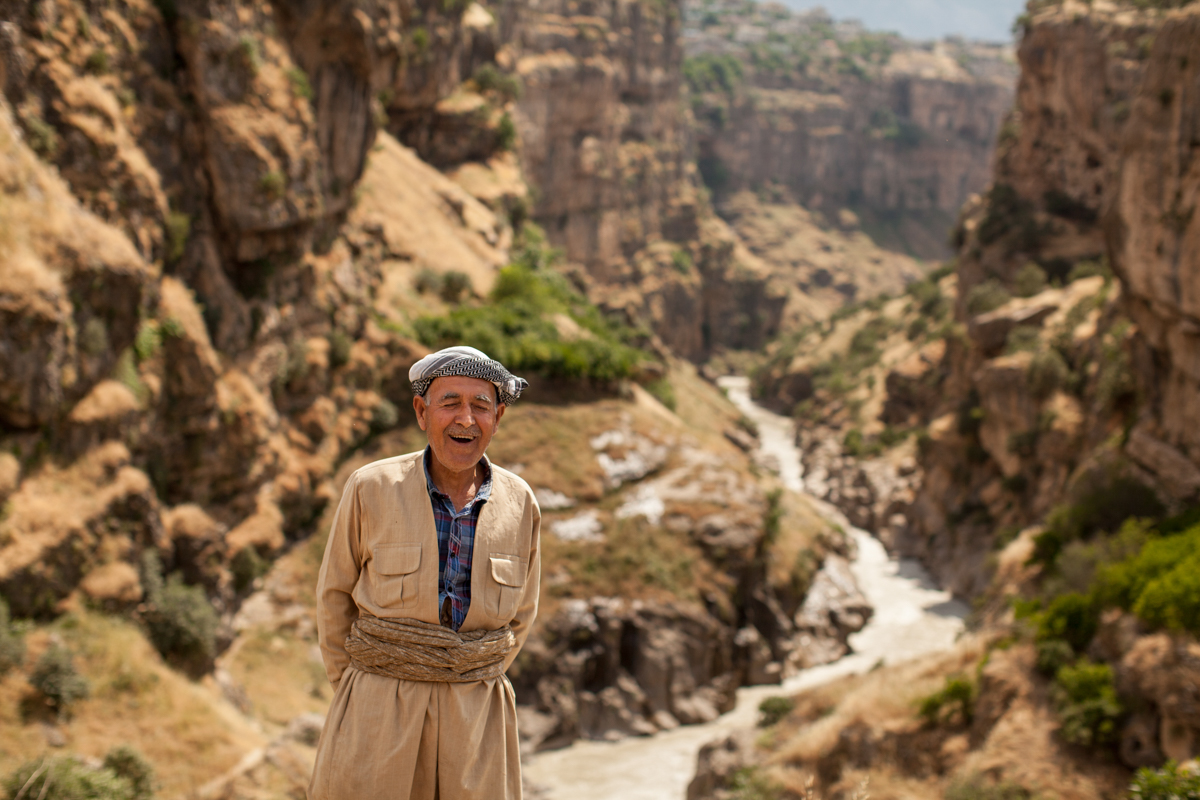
[684,3,1017,261]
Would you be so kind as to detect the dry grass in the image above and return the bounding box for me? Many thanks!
[224,626,331,727]
[0,612,264,796]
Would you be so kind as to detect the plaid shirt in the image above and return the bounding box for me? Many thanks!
[424,448,493,631]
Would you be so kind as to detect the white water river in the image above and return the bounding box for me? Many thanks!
[523,377,969,800]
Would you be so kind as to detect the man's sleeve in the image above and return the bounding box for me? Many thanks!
[316,471,364,687]
[503,497,541,671]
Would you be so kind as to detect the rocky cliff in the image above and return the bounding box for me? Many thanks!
[684,4,1017,261]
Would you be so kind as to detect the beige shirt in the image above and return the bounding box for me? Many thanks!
[309,450,541,800]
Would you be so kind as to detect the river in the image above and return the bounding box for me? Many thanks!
[523,376,969,800]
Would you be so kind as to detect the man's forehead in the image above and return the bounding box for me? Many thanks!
[428,375,498,401]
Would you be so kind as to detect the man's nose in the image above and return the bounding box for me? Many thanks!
[453,405,476,427]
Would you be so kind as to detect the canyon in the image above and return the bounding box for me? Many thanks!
[1,0,1197,796]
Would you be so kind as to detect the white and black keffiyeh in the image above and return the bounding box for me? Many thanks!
[409,346,528,405]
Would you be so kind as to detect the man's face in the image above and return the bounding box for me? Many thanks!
[413,375,506,477]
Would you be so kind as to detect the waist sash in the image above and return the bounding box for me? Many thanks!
[345,615,516,683]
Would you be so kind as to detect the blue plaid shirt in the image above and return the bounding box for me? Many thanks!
[424,448,493,631]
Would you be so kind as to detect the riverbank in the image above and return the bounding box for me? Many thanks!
[522,378,967,800]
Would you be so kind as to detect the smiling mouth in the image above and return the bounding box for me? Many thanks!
[449,432,477,444]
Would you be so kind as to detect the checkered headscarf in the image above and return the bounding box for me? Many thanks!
[409,346,528,405]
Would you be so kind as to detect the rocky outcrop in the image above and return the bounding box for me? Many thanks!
[897,2,1200,596]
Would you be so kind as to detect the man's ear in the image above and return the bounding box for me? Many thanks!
[495,403,506,427]
[413,395,429,431]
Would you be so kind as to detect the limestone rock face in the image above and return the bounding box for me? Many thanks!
[899,3,1200,596]
[0,97,154,430]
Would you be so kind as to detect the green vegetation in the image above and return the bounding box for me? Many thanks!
[30,644,90,713]
[965,279,1011,315]
[3,755,143,800]
[1053,658,1122,746]
[670,248,693,275]
[471,64,521,102]
[85,48,110,75]
[24,114,59,158]
[139,551,218,676]
[165,211,190,264]
[682,54,744,94]
[102,746,155,800]
[1014,262,1048,298]
[918,673,975,726]
[413,225,648,385]
[231,546,269,594]
[496,112,516,151]
[727,766,783,800]
[1027,348,1069,400]
[644,377,676,411]
[235,35,262,76]
[1130,761,1200,799]
[258,170,286,200]
[757,695,794,727]
[287,67,313,100]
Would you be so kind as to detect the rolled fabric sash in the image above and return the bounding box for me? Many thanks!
[345,615,516,683]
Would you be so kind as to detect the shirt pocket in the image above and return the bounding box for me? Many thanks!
[368,544,421,609]
[489,554,526,621]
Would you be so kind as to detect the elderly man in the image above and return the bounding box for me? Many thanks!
[309,346,541,800]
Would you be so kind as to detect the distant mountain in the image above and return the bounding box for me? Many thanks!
[780,0,1027,42]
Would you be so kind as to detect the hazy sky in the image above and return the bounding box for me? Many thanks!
[782,0,1027,42]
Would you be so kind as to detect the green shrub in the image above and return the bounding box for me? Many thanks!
[471,64,521,102]
[141,573,218,674]
[439,271,473,304]
[286,67,313,100]
[670,249,693,275]
[413,236,646,386]
[683,54,744,94]
[85,49,110,75]
[1005,325,1042,354]
[644,377,676,411]
[1036,593,1098,652]
[230,547,269,594]
[165,212,190,264]
[1014,262,1048,297]
[1053,659,1122,746]
[1130,761,1200,799]
[919,674,975,726]
[757,695,794,727]
[1067,258,1111,283]
[978,184,1044,251]
[496,113,516,151]
[328,330,353,368]
[258,170,285,200]
[1035,639,1074,677]
[1032,477,1164,570]
[727,766,782,800]
[966,280,1011,315]
[102,745,155,800]
[30,645,90,712]
[1027,348,1069,399]
[1095,524,1200,634]
[3,756,137,800]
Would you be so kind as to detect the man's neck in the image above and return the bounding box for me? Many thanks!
[427,453,483,510]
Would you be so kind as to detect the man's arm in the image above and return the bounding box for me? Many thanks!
[503,500,541,671]
[316,471,364,687]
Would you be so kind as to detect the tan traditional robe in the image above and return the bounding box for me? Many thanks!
[309,451,541,800]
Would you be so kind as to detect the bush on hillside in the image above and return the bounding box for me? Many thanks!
[3,756,137,800]
[757,696,794,727]
[919,674,976,726]
[945,776,1034,800]
[1035,592,1098,653]
[1130,761,1200,799]
[1027,348,1070,399]
[414,231,648,386]
[141,568,219,675]
[30,645,90,712]
[1094,523,1200,635]
[1053,659,1122,746]
[966,280,1011,315]
[103,745,155,800]
[1035,639,1074,677]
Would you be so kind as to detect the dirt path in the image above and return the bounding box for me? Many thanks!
[522,377,968,800]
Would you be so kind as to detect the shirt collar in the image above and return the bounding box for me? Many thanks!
[423,446,494,505]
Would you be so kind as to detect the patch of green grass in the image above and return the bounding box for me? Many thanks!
[757,695,794,727]
[287,67,313,100]
[966,279,1011,315]
[30,644,91,713]
[918,673,975,726]
[85,48,110,75]
[644,377,676,411]
[413,225,648,386]
[1130,761,1200,799]
[471,63,521,102]
[3,755,138,800]
[258,170,286,200]
[1054,658,1122,746]
[165,211,190,264]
